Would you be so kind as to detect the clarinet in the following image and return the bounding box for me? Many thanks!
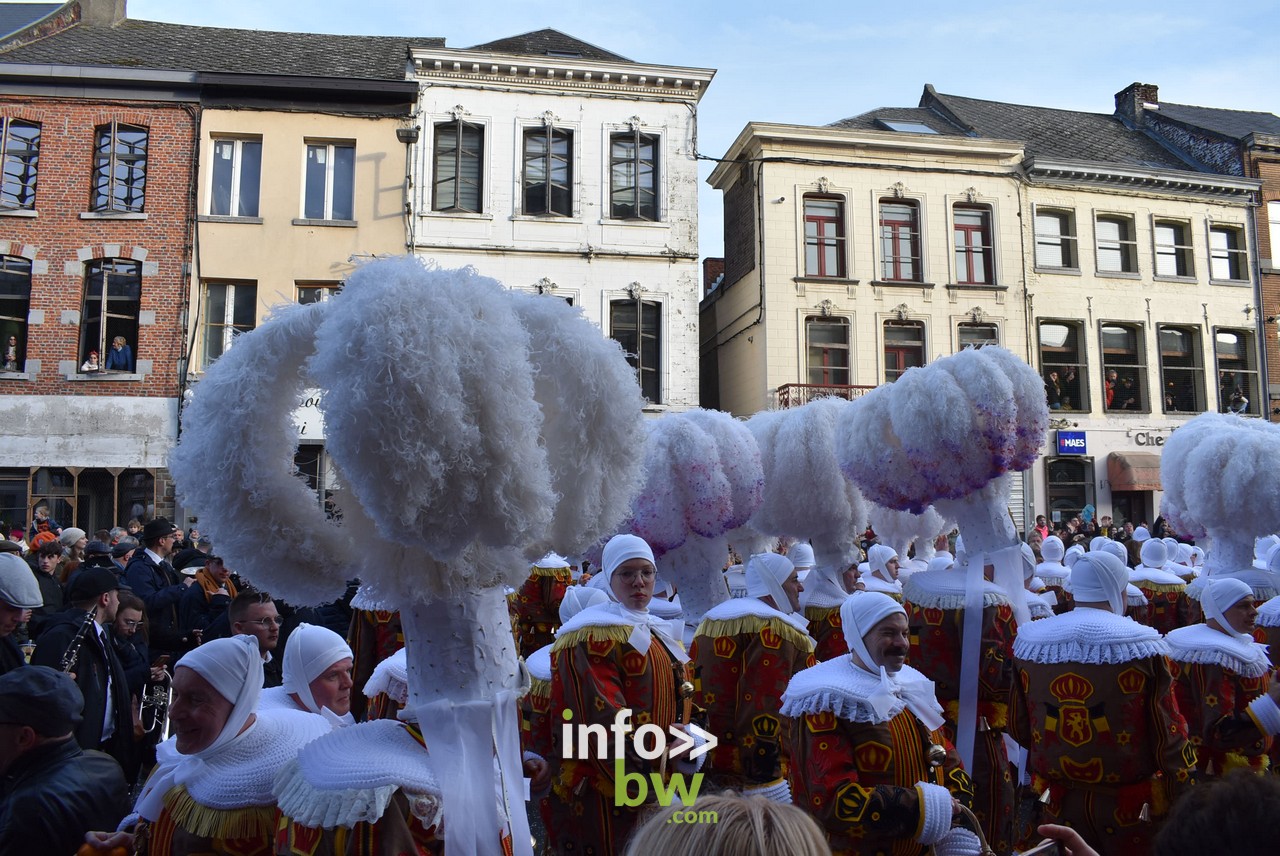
[59,605,99,673]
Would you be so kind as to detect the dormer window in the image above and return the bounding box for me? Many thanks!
[876,119,939,134]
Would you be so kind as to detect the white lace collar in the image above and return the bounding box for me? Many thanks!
[860,574,903,595]
[1257,596,1280,628]
[1035,562,1069,585]
[701,595,812,638]
[1129,566,1187,587]
[1014,607,1168,665]
[780,657,941,728]
[554,600,688,662]
[1164,624,1273,679]
[902,570,1010,610]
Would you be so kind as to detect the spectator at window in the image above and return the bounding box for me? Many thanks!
[103,336,133,372]
[81,350,100,372]
[1226,388,1248,414]
[3,335,17,371]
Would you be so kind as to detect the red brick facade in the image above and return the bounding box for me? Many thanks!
[1250,152,1280,422]
[0,95,195,397]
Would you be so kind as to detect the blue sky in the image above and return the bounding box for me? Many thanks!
[127,0,1280,260]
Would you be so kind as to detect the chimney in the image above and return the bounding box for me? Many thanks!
[81,0,127,27]
[1115,82,1159,126]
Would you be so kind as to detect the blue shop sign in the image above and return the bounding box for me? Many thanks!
[1057,430,1087,455]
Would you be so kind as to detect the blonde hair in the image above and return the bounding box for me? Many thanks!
[623,793,831,856]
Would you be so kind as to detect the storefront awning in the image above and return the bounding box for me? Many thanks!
[1108,452,1162,492]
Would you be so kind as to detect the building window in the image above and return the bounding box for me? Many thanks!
[1268,201,1280,264]
[1,119,40,210]
[304,142,354,221]
[523,126,572,216]
[883,320,924,382]
[203,281,257,365]
[953,204,993,284]
[432,119,483,213]
[297,282,342,304]
[879,200,921,282]
[26,467,155,534]
[210,137,262,217]
[610,297,661,403]
[1101,323,1146,412]
[1157,325,1204,414]
[806,316,850,385]
[1209,225,1247,281]
[1034,209,1077,269]
[1095,214,1137,273]
[803,195,846,277]
[92,122,147,212]
[1153,220,1193,278]
[1038,320,1087,411]
[0,256,31,371]
[1214,329,1259,415]
[957,321,998,350]
[1046,457,1095,525]
[610,129,659,220]
[81,259,140,370]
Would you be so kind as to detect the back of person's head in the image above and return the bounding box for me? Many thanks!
[1155,771,1280,856]
[623,793,831,856]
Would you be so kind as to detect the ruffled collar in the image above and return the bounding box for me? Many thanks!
[1014,607,1168,665]
[1130,566,1187,587]
[554,601,688,662]
[860,574,903,595]
[1186,570,1280,603]
[780,656,943,730]
[1035,562,1069,585]
[1257,596,1280,628]
[1164,624,1273,679]
[700,595,812,639]
[902,570,1010,610]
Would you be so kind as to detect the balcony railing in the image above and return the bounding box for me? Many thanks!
[775,383,877,409]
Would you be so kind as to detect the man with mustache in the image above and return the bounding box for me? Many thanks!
[782,591,978,856]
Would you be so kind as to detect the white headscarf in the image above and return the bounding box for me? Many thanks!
[745,552,797,614]
[867,544,898,581]
[788,542,816,570]
[839,592,943,730]
[1041,535,1065,562]
[559,586,609,625]
[1070,553,1129,616]
[136,635,263,820]
[282,623,354,724]
[1203,578,1255,641]
[1140,539,1168,570]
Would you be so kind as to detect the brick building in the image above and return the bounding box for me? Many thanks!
[1115,83,1280,422]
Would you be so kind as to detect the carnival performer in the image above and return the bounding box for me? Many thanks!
[1035,535,1072,613]
[84,635,329,856]
[345,584,402,721]
[547,533,697,855]
[782,591,978,856]
[1129,539,1193,634]
[690,551,814,798]
[904,551,1018,853]
[859,544,904,600]
[1008,552,1196,856]
[800,550,860,662]
[362,646,407,722]
[258,622,355,727]
[513,552,575,658]
[1165,577,1280,777]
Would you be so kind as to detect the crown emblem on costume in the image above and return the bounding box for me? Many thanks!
[1049,672,1094,704]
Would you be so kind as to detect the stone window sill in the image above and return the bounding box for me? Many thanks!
[80,211,147,220]
[200,215,265,225]
[0,208,37,218]
[292,218,357,228]
[64,371,146,381]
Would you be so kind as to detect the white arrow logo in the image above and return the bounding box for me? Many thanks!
[667,722,717,760]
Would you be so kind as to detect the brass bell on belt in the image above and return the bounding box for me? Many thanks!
[926,743,947,767]
[679,681,695,699]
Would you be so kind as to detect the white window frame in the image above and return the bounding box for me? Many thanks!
[1267,200,1280,268]
[1032,206,1079,271]
[1093,211,1138,275]
[208,136,262,218]
[203,281,257,366]
[1208,222,1249,283]
[302,140,355,221]
[1151,217,1194,280]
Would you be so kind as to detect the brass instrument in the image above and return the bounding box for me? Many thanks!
[139,668,173,742]
[59,605,98,673]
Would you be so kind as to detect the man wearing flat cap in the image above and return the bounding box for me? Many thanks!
[0,553,42,676]
[31,566,134,772]
[0,666,129,850]
[125,516,196,658]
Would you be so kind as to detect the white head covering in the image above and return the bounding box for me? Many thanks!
[1203,578,1255,640]
[1097,540,1128,564]
[867,544,898,581]
[1190,545,1206,569]
[1063,544,1085,569]
[535,552,570,569]
[1020,543,1037,581]
[840,591,905,672]
[559,586,609,625]
[564,533,679,658]
[745,552,797,614]
[136,635,263,820]
[1174,543,1194,567]
[1040,535,1065,562]
[1132,526,1151,543]
[1088,536,1109,554]
[788,542,816,570]
[0,553,42,608]
[600,533,655,597]
[1070,553,1129,615]
[282,623,354,719]
[1254,535,1280,570]
[839,592,943,731]
[1269,543,1280,575]
[1161,537,1179,555]
[927,555,953,573]
[1140,539,1168,570]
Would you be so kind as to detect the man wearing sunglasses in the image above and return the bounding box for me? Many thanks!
[230,591,283,687]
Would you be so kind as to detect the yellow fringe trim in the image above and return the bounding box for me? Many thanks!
[1221,751,1269,776]
[1139,582,1186,594]
[528,676,551,699]
[694,616,814,653]
[551,624,633,652]
[163,786,276,840]
[804,605,840,621]
[530,566,572,579]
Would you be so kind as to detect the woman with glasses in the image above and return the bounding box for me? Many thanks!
[547,534,698,856]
